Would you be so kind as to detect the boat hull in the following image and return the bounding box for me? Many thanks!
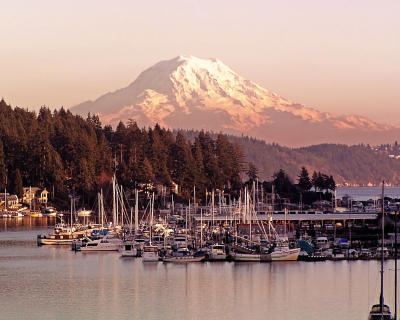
[271,248,300,261]
[233,253,260,262]
[38,238,74,245]
[142,252,159,262]
[208,253,227,261]
[81,244,120,252]
[163,256,205,263]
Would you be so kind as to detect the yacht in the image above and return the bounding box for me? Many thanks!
[37,232,77,245]
[232,252,260,262]
[142,245,159,262]
[81,237,122,252]
[271,245,300,261]
[119,241,138,257]
[163,248,205,263]
[208,244,227,261]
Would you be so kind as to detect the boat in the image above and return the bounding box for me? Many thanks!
[232,252,260,262]
[142,193,159,262]
[37,232,77,245]
[367,181,394,320]
[30,212,43,218]
[271,245,300,261]
[163,255,205,263]
[142,245,159,261]
[208,244,227,261]
[163,249,205,263]
[119,241,138,257]
[81,236,122,251]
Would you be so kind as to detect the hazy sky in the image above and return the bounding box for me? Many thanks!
[1,0,399,124]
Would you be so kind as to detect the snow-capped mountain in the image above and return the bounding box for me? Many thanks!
[71,55,399,146]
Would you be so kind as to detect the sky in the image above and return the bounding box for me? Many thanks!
[1,0,399,124]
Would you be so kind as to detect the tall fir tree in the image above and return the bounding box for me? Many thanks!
[10,169,23,198]
[297,167,312,191]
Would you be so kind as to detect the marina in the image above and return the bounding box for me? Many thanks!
[0,225,398,320]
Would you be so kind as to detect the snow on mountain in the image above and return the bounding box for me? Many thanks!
[71,55,399,146]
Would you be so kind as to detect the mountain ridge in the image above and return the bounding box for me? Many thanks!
[71,55,400,146]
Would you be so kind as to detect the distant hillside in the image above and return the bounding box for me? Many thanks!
[179,130,400,186]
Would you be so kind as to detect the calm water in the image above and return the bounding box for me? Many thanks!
[337,186,400,201]
[0,217,398,320]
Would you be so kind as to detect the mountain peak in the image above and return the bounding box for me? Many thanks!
[71,56,399,146]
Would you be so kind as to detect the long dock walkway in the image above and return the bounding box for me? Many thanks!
[193,212,378,222]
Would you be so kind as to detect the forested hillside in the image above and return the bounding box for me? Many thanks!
[0,100,244,207]
[1,99,399,210]
[180,130,400,185]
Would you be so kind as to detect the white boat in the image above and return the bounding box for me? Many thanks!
[81,237,122,252]
[209,244,227,261]
[37,233,77,245]
[271,246,300,261]
[172,236,187,249]
[119,242,137,257]
[142,245,159,262]
[233,252,260,262]
[315,236,330,249]
[163,255,205,263]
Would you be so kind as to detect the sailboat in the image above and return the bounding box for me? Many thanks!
[142,193,159,262]
[367,181,393,320]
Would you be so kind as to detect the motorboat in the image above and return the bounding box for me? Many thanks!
[81,236,122,252]
[232,252,260,262]
[120,241,138,257]
[163,249,205,263]
[142,245,159,262]
[271,245,300,261]
[208,244,227,261]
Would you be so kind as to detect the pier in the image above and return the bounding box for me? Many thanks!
[193,212,379,222]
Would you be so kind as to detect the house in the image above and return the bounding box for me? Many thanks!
[23,187,40,204]
[22,187,49,205]
[6,195,18,206]
[37,189,49,204]
[0,193,19,208]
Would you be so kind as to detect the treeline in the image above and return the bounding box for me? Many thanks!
[249,167,336,205]
[0,100,244,207]
[0,99,344,209]
[178,131,400,186]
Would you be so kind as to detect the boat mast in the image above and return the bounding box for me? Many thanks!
[130,207,133,232]
[112,175,116,227]
[98,192,101,225]
[200,207,203,248]
[135,189,139,235]
[101,189,104,228]
[70,194,73,231]
[212,190,215,228]
[380,180,385,313]
[149,193,154,246]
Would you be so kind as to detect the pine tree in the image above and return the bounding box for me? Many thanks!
[10,169,23,198]
[246,162,258,182]
[273,169,293,194]
[140,157,155,183]
[311,171,318,191]
[298,167,312,191]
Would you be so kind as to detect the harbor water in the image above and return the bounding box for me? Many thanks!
[0,217,398,320]
[337,186,400,201]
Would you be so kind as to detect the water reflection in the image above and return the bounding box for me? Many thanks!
[0,226,398,320]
